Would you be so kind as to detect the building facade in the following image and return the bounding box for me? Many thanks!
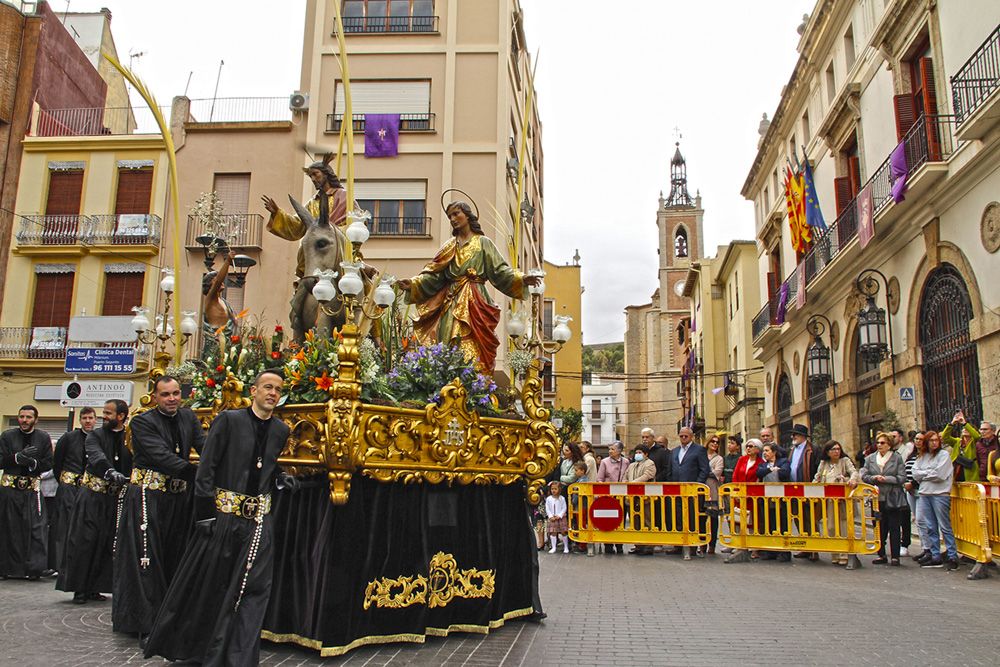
[624,144,704,445]
[581,373,625,450]
[745,0,1000,454]
[540,259,581,410]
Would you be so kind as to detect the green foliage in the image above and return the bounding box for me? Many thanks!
[553,407,583,445]
[879,408,903,434]
[582,343,624,374]
[811,422,830,446]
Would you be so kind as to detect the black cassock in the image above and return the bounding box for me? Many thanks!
[145,407,289,666]
[0,428,53,578]
[51,428,88,577]
[113,407,204,634]
[57,425,132,595]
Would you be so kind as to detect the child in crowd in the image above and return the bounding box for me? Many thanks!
[545,480,569,553]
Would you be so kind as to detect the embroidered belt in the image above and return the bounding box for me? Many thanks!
[59,471,82,486]
[215,489,272,520]
[131,468,188,494]
[0,473,40,492]
[81,471,115,494]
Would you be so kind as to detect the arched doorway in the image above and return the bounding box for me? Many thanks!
[776,373,793,451]
[919,264,982,429]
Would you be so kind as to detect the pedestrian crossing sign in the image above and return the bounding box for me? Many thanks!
[899,386,915,401]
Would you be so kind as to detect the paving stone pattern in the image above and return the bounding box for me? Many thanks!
[0,546,997,666]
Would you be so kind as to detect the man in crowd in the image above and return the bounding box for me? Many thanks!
[625,443,656,555]
[145,370,298,665]
[597,442,630,555]
[895,430,914,461]
[0,405,54,580]
[787,423,821,560]
[670,427,709,560]
[51,407,97,579]
[974,420,998,482]
[115,376,205,637]
[760,427,779,456]
[58,400,132,603]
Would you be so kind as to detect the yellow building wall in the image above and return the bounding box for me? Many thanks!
[543,260,581,411]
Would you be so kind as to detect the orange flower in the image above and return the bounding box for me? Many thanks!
[401,337,409,350]
[288,368,302,385]
[236,308,250,320]
[305,330,315,343]
[314,371,333,392]
[293,349,306,362]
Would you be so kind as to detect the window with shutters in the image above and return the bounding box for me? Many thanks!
[591,400,601,419]
[834,134,861,215]
[543,299,554,340]
[31,272,75,328]
[591,424,601,444]
[212,173,250,214]
[542,360,554,394]
[341,0,436,33]
[102,271,145,316]
[43,170,84,244]
[355,180,428,236]
[330,80,434,132]
[894,36,941,160]
[115,168,153,215]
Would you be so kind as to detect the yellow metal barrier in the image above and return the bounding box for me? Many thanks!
[986,484,1000,557]
[718,483,880,564]
[567,482,710,547]
[950,483,993,580]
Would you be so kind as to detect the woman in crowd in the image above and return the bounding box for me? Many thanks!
[756,443,790,562]
[910,430,958,569]
[579,442,599,483]
[699,436,725,556]
[904,432,927,559]
[559,443,583,490]
[860,433,907,566]
[942,417,979,483]
[813,440,859,565]
[724,439,765,558]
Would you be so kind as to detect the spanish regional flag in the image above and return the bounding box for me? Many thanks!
[784,166,811,259]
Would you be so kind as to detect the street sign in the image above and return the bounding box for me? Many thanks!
[589,495,624,532]
[899,386,915,401]
[60,380,134,408]
[64,347,136,374]
[68,316,137,343]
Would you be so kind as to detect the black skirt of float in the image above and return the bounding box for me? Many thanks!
[261,474,540,657]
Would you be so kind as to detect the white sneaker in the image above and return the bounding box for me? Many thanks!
[563,547,570,553]
[900,547,909,556]
[548,546,556,554]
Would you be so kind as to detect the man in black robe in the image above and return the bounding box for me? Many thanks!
[145,369,297,665]
[114,376,204,636]
[51,406,97,579]
[0,405,54,579]
[58,399,132,603]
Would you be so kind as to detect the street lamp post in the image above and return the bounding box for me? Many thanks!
[194,234,229,272]
[855,268,896,384]
[806,313,836,404]
[131,268,198,370]
[507,268,572,358]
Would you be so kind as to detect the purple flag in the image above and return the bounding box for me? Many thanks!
[890,141,908,203]
[364,114,400,157]
[795,262,807,310]
[857,183,874,249]
[776,282,790,325]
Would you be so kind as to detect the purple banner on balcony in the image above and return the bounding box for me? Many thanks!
[776,282,790,325]
[795,262,807,310]
[364,114,400,157]
[857,183,874,249]
[890,140,908,203]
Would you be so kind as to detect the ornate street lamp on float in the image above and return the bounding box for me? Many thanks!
[507,269,573,358]
[806,313,837,404]
[130,268,199,370]
[855,268,896,384]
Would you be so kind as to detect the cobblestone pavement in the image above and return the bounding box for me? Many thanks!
[1,544,997,666]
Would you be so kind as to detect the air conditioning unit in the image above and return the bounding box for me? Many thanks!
[289,92,310,112]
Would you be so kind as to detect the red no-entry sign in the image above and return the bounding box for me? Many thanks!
[589,495,624,532]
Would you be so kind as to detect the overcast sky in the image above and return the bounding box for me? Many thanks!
[63,0,813,344]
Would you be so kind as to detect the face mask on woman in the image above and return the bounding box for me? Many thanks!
[634,453,645,462]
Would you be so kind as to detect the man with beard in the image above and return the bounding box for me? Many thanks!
[58,400,132,603]
[114,376,204,637]
[50,407,97,576]
[0,405,53,579]
[144,370,298,665]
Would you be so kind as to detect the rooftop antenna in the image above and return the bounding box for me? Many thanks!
[183,71,193,97]
[128,49,146,70]
[62,0,70,23]
[209,59,224,122]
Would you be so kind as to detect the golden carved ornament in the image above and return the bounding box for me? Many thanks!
[362,551,495,611]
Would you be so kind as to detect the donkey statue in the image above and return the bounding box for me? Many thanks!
[286,194,348,342]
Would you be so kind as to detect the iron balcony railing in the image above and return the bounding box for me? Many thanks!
[337,15,439,34]
[32,106,169,137]
[369,216,430,237]
[185,213,264,250]
[0,328,150,360]
[326,113,436,133]
[15,214,162,246]
[753,115,956,343]
[951,24,1000,125]
[186,97,292,123]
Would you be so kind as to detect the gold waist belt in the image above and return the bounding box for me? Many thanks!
[0,473,39,492]
[215,488,272,521]
[81,471,117,494]
[59,471,82,485]
[131,468,188,494]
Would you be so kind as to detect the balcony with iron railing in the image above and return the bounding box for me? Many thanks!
[185,213,265,250]
[185,97,292,124]
[752,114,955,345]
[368,216,430,237]
[0,327,150,362]
[31,106,168,137]
[951,23,1000,140]
[335,15,439,34]
[15,214,162,250]
[325,113,436,134]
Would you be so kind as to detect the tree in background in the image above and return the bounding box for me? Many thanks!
[582,343,624,374]
[552,407,583,446]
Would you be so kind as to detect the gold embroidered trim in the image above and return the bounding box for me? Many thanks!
[130,467,188,494]
[81,471,111,494]
[59,471,82,485]
[362,551,495,611]
[0,473,39,491]
[214,488,272,519]
[260,606,535,657]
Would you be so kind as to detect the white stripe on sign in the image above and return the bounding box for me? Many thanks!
[804,486,826,498]
[592,509,621,519]
[989,486,1000,499]
[609,484,627,495]
[644,485,663,496]
[765,485,785,497]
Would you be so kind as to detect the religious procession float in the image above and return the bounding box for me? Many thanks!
[116,5,563,655]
